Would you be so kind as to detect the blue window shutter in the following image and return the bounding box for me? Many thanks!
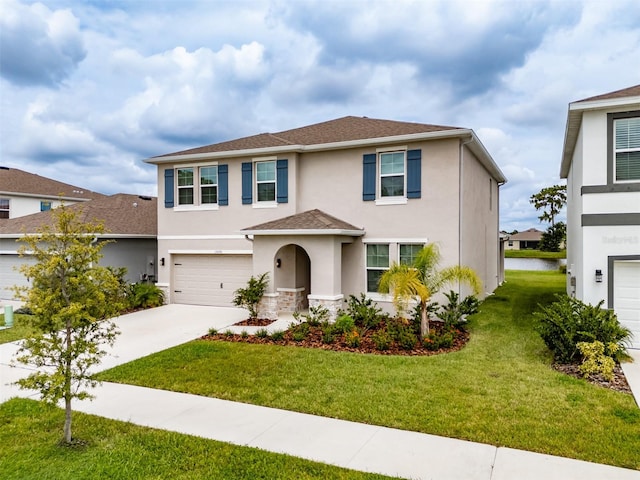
[407,149,422,199]
[276,159,288,203]
[362,153,376,201]
[241,162,253,204]
[164,168,174,208]
[218,164,228,206]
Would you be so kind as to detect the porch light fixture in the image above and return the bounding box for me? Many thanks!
[595,269,603,283]
[276,258,281,268]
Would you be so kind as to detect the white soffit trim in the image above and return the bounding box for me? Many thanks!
[363,238,429,243]
[168,249,253,255]
[158,235,248,240]
[240,229,365,236]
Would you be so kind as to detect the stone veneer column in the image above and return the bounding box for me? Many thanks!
[276,288,306,313]
[307,294,344,322]
[258,293,279,320]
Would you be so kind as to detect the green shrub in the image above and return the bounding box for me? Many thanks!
[270,330,285,341]
[371,329,392,351]
[207,327,218,335]
[240,330,249,339]
[299,305,330,326]
[386,319,417,350]
[438,291,479,328]
[321,323,335,344]
[255,328,269,338]
[423,330,455,351]
[233,272,269,319]
[578,341,618,381]
[333,314,355,334]
[346,294,383,332]
[128,282,165,309]
[535,295,631,363]
[290,322,310,342]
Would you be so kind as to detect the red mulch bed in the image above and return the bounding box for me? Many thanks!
[233,318,276,327]
[202,320,468,356]
[552,363,632,394]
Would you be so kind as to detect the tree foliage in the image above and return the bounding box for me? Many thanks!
[12,206,124,444]
[233,272,269,319]
[529,184,566,227]
[539,221,566,252]
[378,243,481,338]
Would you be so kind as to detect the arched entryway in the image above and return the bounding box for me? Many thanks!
[273,244,311,311]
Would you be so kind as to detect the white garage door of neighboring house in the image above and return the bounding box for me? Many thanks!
[614,261,640,350]
[172,254,252,307]
[0,254,36,300]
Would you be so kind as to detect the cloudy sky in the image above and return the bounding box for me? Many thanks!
[1,0,639,231]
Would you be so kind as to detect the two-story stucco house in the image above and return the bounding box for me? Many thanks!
[560,85,640,349]
[145,116,507,318]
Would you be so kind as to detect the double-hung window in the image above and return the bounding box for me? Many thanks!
[366,244,389,292]
[177,168,195,205]
[399,244,423,265]
[200,166,218,204]
[380,151,405,197]
[614,117,640,182]
[0,198,9,219]
[256,161,276,202]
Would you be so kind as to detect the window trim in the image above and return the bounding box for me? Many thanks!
[364,240,426,293]
[366,243,390,293]
[174,164,220,211]
[0,197,9,219]
[607,111,640,187]
[378,149,406,200]
[613,116,640,183]
[255,159,277,204]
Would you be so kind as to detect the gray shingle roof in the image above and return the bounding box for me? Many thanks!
[0,167,104,200]
[242,209,363,234]
[154,116,461,158]
[0,194,157,237]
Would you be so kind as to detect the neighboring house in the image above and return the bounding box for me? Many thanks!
[0,166,103,219]
[505,228,543,250]
[560,84,640,349]
[145,116,507,319]
[0,193,158,300]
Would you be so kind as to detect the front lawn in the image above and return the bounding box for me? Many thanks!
[0,398,395,480]
[99,271,640,470]
[505,249,566,258]
[0,313,34,344]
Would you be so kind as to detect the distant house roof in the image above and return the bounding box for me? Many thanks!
[242,209,364,236]
[146,116,507,183]
[510,228,543,241]
[0,167,104,201]
[561,84,640,178]
[0,194,157,238]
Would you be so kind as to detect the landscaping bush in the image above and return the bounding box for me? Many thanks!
[344,329,361,348]
[371,329,392,350]
[345,294,383,332]
[270,330,285,341]
[423,329,455,351]
[296,305,329,326]
[333,314,355,334]
[534,295,631,363]
[578,341,618,381]
[438,290,479,328]
[128,282,165,309]
[233,272,269,320]
[255,328,269,338]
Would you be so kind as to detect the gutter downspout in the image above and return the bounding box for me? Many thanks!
[459,136,474,290]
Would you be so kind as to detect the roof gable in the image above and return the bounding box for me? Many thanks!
[0,167,104,200]
[242,209,363,235]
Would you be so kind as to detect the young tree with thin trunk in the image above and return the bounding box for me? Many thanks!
[13,206,124,444]
[378,243,481,339]
[529,184,567,251]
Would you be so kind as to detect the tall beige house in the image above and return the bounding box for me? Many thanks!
[145,116,506,318]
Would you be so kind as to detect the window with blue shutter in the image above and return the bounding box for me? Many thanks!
[218,164,228,206]
[242,162,253,204]
[276,159,288,203]
[164,168,174,208]
[406,149,422,198]
[362,154,376,201]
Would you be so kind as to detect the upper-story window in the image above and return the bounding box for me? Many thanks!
[380,152,405,197]
[0,198,9,219]
[177,165,218,206]
[40,201,52,211]
[614,117,640,182]
[256,161,276,202]
[363,149,421,204]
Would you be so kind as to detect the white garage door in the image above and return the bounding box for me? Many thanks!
[172,254,252,307]
[0,254,35,300]
[614,260,640,349]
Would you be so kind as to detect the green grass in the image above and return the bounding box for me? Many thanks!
[99,271,640,470]
[0,314,34,344]
[505,249,566,258]
[0,398,395,480]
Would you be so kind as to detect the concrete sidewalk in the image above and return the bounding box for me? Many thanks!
[1,305,639,479]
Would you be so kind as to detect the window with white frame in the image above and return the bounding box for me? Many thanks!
[200,166,218,204]
[379,151,405,197]
[176,165,218,206]
[615,117,640,182]
[366,244,389,292]
[399,244,423,265]
[256,160,276,202]
[0,198,8,219]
